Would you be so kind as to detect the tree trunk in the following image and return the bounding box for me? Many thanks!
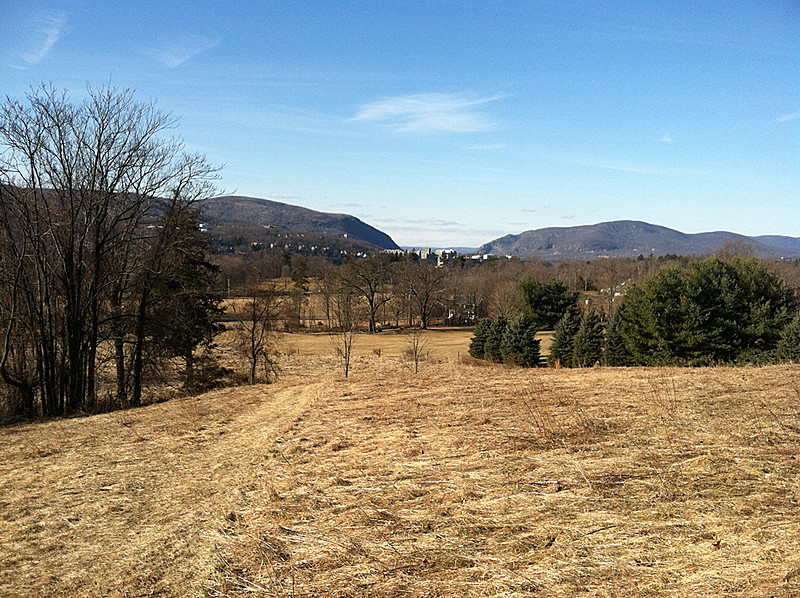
[130,288,149,408]
[184,350,194,390]
[114,336,127,405]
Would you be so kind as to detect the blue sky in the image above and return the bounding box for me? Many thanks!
[1,1,798,248]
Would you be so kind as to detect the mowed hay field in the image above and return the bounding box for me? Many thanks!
[1,345,800,596]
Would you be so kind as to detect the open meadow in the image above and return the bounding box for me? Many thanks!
[1,337,799,597]
[281,327,499,361]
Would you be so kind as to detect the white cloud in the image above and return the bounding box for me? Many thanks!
[408,218,463,228]
[20,11,65,65]
[387,218,465,231]
[777,112,799,123]
[660,134,672,142]
[464,143,506,150]
[352,93,500,133]
[144,34,221,68]
[269,192,302,200]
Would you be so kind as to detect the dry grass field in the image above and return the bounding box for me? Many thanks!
[282,328,481,361]
[2,341,799,596]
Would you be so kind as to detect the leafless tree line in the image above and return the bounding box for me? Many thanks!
[0,85,220,421]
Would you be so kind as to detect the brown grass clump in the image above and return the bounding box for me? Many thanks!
[2,350,800,597]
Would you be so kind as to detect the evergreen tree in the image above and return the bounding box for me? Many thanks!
[468,318,492,359]
[548,312,579,367]
[517,276,579,330]
[572,310,604,367]
[603,307,629,366]
[777,312,800,363]
[483,316,508,362]
[501,315,541,367]
[148,214,223,390]
[618,256,793,365]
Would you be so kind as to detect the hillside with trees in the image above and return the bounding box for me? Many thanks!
[201,195,400,250]
[479,220,800,260]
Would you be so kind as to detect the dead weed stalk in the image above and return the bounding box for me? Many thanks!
[518,375,600,447]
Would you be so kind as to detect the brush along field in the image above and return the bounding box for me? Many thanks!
[2,351,800,596]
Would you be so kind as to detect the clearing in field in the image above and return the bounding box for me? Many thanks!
[1,349,799,597]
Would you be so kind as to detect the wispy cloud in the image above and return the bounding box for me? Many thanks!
[464,143,506,150]
[522,208,538,213]
[660,134,672,143]
[144,34,221,68]
[19,10,65,65]
[352,93,501,133]
[777,112,799,123]
[384,218,466,232]
[269,192,302,200]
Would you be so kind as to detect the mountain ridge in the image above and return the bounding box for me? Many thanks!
[200,195,400,250]
[478,220,800,260]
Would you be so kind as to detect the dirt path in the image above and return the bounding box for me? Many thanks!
[0,377,325,597]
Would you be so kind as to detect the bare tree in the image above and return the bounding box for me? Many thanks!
[406,261,446,329]
[0,84,219,417]
[231,284,284,385]
[311,258,338,330]
[402,329,428,374]
[338,254,392,332]
[329,283,362,378]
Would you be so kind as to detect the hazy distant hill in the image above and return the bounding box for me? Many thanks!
[478,221,800,260]
[201,195,400,250]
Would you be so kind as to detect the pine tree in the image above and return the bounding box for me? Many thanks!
[619,256,793,365]
[572,310,604,367]
[517,276,579,330]
[548,313,579,367]
[501,315,541,367]
[777,312,800,363]
[483,316,508,362]
[603,307,629,366]
[147,217,223,390]
[468,318,492,359]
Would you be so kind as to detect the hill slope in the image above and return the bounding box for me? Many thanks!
[479,220,800,260]
[201,195,400,250]
[4,357,798,596]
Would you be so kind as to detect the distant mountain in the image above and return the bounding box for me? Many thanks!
[751,235,800,252]
[201,195,400,250]
[478,221,800,260]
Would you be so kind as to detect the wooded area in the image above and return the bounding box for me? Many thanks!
[0,85,220,420]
